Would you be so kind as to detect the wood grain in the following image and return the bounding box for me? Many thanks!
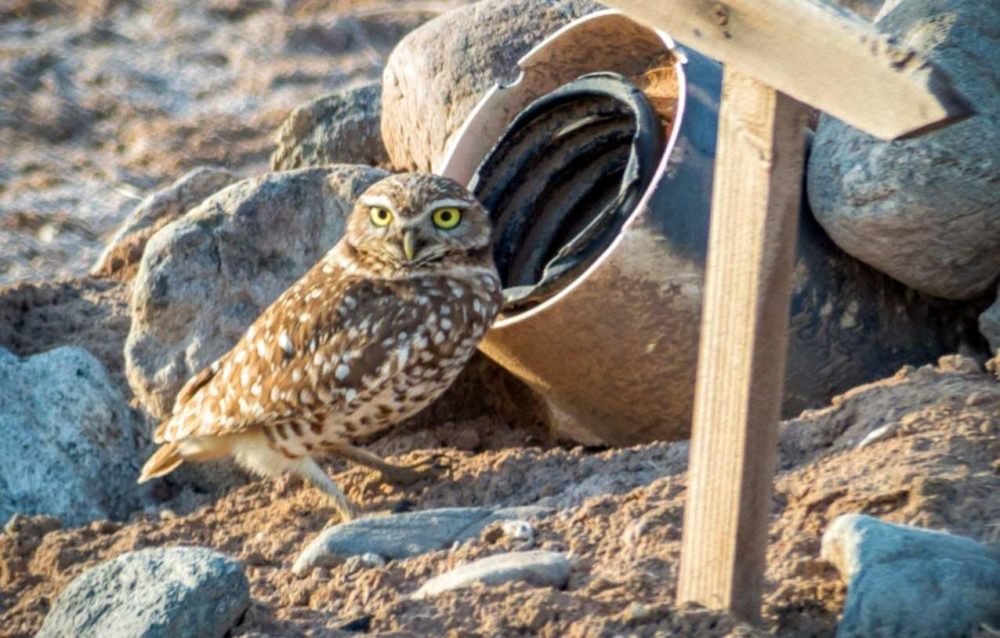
[675,68,808,621]
[601,0,973,140]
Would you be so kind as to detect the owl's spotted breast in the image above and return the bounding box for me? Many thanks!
[160,242,502,445]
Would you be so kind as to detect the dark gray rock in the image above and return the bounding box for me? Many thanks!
[124,165,387,419]
[380,0,600,171]
[271,82,387,171]
[92,167,239,281]
[293,506,554,574]
[807,0,1000,300]
[0,346,143,526]
[413,550,570,598]
[37,546,249,638]
[822,514,1000,638]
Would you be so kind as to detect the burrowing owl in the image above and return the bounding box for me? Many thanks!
[138,173,502,520]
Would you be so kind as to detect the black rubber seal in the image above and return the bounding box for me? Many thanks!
[470,71,665,312]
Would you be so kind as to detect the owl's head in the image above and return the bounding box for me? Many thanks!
[345,173,493,270]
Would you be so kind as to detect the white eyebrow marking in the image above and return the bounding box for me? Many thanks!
[358,195,398,213]
[424,198,471,213]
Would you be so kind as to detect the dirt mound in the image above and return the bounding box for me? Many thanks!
[3,360,997,636]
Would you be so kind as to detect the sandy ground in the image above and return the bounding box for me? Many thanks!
[2,320,998,635]
[0,0,462,285]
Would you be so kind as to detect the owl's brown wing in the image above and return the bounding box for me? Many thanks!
[159,260,436,442]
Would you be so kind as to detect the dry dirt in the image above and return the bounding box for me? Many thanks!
[2,350,999,636]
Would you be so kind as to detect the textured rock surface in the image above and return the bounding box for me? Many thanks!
[293,506,553,574]
[980,286,1000,355]
[0,346,143,526]
[413,550,570,598]
[807,0,1000,300]
[822,514,1000,638]
[125,165,387,418]
[380,0,599,171]
[271,82,388,170]
[37,546,249,638]
[92,167,239,281]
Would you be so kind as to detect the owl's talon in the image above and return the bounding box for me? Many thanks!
[378,452,452,487]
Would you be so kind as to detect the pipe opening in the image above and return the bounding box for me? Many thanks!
[469,72,667,313]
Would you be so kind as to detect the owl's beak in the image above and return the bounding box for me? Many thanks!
[402,230,420,262]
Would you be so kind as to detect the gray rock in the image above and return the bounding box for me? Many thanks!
[413,550,570,598]
[37,546,249,638]
[380,0,600,171]
[807,0,1000,300]
[822,514,1000,638]
[293,506,554,574]
[0,347,143,526]
[92,167,239,281]
[125,165,387,419]
[271,82,388,171]
[980,287,1000,354]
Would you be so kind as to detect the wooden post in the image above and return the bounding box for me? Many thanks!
[595,0,973,623]
[675,68,808,621]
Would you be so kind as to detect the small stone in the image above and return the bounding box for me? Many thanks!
[822,514,1000,638]
[412,550,570,598]
[966,392,994,407]
[622,601,653,623]
[359,552,385,567]
[37,546,249,638]
[856,424,896,449]
[501,519,535,545]
[292,506,553,574]
[937,354,982,375]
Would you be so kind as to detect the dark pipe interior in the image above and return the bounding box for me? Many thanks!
[469,72,665,313]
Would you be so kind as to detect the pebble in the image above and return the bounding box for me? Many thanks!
[293,506,553,574]
[412,550,570,599]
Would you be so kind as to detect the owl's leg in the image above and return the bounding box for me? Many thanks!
[231,431,356,521]
[325,442,450,487]
[294,457,358,521]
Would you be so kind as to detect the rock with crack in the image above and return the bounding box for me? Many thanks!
[271,82,388,171]
[37,546,250,638]
[380,0,600,171]
[92,167,239,281]
[293,506,553,574]
[0,346,143,527]
[822,514,1000,638]
[125,165,387,419]
[807,0,1000,300]
[413,550,570,598]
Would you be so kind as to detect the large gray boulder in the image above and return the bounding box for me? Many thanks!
[822,514,1000,638]
[0,346,143,527]
[92,167,239,281]
[271,82,388,170]
[380,0,600,171]
[807,0,1000,300]
[37,546,250,638]
[125,165,387,419]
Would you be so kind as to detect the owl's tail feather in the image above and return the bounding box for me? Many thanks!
[138,442,184,483]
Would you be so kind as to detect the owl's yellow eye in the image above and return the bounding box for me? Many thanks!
[432,207,462,230]
[369,206,393,227]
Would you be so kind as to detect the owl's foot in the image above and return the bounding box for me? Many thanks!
[377,452,452,487]
[326,442,451,489]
